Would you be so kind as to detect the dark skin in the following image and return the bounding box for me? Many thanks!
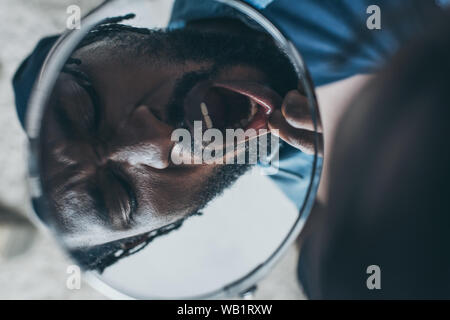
[40,19,322,248]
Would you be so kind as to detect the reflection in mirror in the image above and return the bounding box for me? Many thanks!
[26,0,322,298]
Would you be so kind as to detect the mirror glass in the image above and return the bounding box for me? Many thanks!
[26,0,322,299]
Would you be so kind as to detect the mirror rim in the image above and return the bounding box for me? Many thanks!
[25,0,323,299]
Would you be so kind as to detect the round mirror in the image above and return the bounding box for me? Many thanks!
[25,0,322,299]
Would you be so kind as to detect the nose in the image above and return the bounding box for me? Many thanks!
[109,105,175,169]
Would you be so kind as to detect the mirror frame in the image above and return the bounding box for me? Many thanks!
[25,0,323,299]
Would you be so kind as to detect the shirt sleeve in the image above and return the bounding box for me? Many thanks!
[13,35,59,130]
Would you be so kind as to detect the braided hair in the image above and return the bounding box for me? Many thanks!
[70,210,203,273]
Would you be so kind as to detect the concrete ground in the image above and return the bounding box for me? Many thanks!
[0,0,306,299]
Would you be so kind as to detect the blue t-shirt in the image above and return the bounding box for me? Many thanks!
[169,0,449,209]
[170,0,449,86]
[13,0,449,210]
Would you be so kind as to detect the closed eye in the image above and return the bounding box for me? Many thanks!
[58,66,101,135]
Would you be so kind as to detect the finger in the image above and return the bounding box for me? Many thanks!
[269,110,323,156]
[282,90,323,132]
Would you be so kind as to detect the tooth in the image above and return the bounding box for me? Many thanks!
[200,102,209,116]
[251,103,257,117]
[204,114,213,129]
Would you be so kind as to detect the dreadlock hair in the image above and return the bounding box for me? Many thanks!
[75,13,151,48]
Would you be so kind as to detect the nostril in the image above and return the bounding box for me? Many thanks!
[148,107,164,122]
[96,163,136,229]
[108,104,175,170]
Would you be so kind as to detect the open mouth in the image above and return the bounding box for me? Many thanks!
[183,80,282,135]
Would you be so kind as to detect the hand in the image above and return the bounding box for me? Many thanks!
[268,86,323,155]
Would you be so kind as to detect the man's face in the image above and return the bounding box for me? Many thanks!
[39,28,297,247]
